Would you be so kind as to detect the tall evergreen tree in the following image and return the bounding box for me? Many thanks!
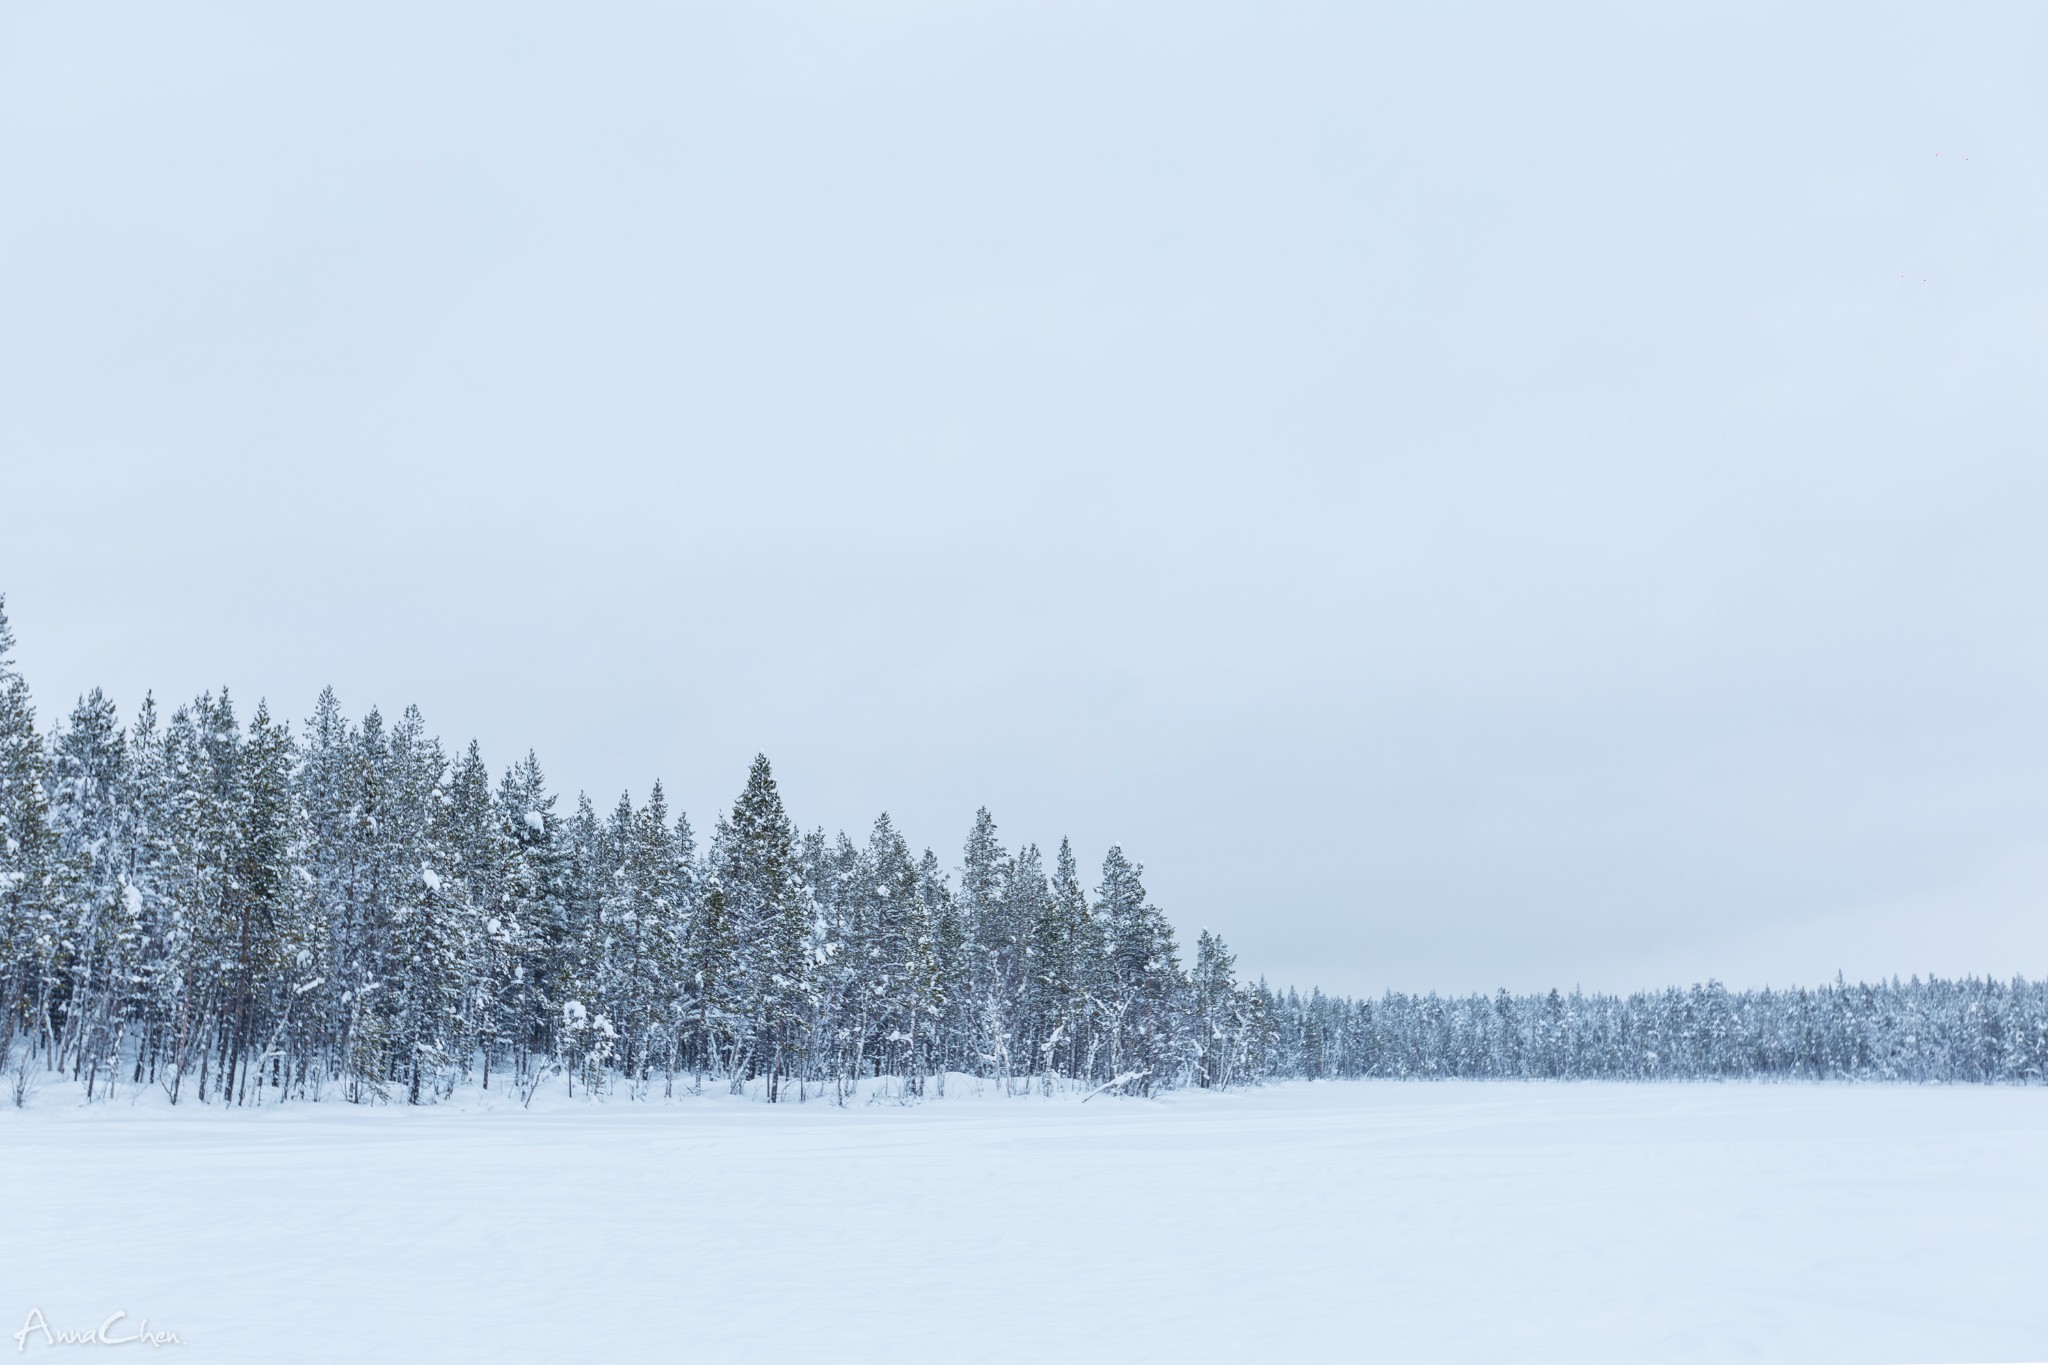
[960,808,1020,1086]
[714,755,810,1101]
[0,597,57,1069]
[1096,845,1181,1093]
[443,740,504,1087]
[683,876,743,1092]
[495,752,560,1086]
[45,689,131,1093]
[917,848,965,1084]
[1028,837,1098,1083]
[223,701,299,1105]
[1004,843,1051,1088]
[1189,929,1243,1089]
[122,694,178,1092]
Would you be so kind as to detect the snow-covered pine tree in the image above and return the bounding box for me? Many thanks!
[609,781,687,1094]
[865,814,926,1096]
[1189,929,1241,1089]
[714,755,811,1101]
[901,846,950,1096]
[553,793,607,1094]
[916,848,965,1085]
[959,808,1019,1088]
[1027,837,1100,1084]
[682,873,743,1092]
[811,827,866,1100]
[45,689,132,1095]
[168,691,246,1103]
[1096,845,1182,1094]
[1003,843,1050,1091]
[334,704,398,1102]
[594,790,639,1082]
[223,700,300,1105]
[122,694,179,1091]
[0,597,57,1078]
[495,752,560,1088]
[441,741,503,1087]
[384,707,466,1104]
[150,701,205,1101]
[295,687,357,1097]
[657,797,697,1096]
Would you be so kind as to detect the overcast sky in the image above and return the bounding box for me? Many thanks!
[4,3,2045,996]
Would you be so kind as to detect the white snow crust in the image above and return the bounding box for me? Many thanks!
[3,1080,2042,1363]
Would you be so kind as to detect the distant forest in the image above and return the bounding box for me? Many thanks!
[2,596,2043,1108]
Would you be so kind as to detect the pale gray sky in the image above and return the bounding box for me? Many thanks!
[3,3,2045,996]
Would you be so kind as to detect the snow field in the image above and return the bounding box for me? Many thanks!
[3,1079,2044,1363]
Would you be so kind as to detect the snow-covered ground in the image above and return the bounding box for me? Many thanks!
[4,1079,2044,1363]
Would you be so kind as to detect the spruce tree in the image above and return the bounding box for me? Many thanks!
[1096,845,1181,1093]
[1028,837,1098,1082]
[0,597,56,1068]
[554,793,607,1092]
[864,814,924,1093]
[45,688,130,1091]
[812,827,866,1099]
[682,875,743,1092]
[495,752,560,1086]
[714,755,810,1100]
[225,701,298,1105]
[1190,929,1240,1089]
[1004,843,1050,1088]
[604,781,686,1092]
[959,807,1017,1086]
[443,741,504,1086]
[295,687,358,1095]
[123,694,177,1090]
[178,691,245,1103]
[917,848,965,1084]
[386,708,463,1104]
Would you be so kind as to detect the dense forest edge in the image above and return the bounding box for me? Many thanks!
[1,595,2043,1109]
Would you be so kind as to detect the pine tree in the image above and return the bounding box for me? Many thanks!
[653,796,696,1095]
[1190,930,1240,1089]
[554,793,607,1093]
[959,807,1019,1087]
[224,701,299,1105]
[123,694,178,1091]
[865,814,925,1095]
[594,790,640,1081]
[443,741,504,1087]
[917,849,965,1085]
[495,752,560,1088]
[602,781,687,1093]
[335,704,397,1102]
[1028,837,1099,1083]
[683,874,743,1092]
[714,755,810,1101]
[812,827,865,1099]
[904,848,951,1096]
[171,691,244,1103]
[385,707,462,1104]
[0,597,57,1072]
[1004,843,1050,1089]
[295,687,357,1097]
[1096,845,1181,1094]
[45,688,131,1093]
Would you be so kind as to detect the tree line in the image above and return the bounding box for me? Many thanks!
[2,596,2043,1107]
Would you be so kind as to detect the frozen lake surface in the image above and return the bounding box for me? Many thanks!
[4,1079,2044,1363]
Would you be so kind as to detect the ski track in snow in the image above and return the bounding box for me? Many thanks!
[3,1080,2044,1363]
